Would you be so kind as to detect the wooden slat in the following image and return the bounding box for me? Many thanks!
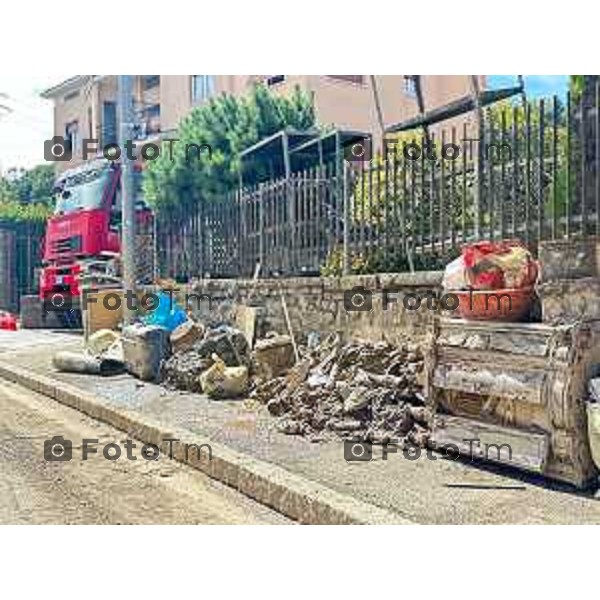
[432,363,546,405]
[431,414,548,474]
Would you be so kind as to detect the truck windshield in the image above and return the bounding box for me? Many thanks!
[54,167,111,214]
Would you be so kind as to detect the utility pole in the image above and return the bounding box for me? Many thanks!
[413,76,432,147]
[369,75,386,142]
[118,75,136,324]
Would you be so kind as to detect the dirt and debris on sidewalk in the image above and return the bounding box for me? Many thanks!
[143,306,429,447]
[66,284,429,452]
[251,336,428,444]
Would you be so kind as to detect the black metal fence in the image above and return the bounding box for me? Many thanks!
[157,163,342,279]
[156,90,600,279]
[0,221,44,311]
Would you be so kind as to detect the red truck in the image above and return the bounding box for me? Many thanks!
[21,159,153,328]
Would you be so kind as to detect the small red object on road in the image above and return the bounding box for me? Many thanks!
[0,311,18,331]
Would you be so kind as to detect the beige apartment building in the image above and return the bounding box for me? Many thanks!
[41,75,485,171]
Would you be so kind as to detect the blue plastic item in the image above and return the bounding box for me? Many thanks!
[142,291,188,332]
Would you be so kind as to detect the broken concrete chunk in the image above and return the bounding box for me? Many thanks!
[161,352,213,393]
[277,419,305,435]
[122,324,171,382]
[170,319,205,354]
[199,354,249,399]
[343,386,370,414]
[331,418,364,432]
[86,329,120,355]
[266,396,286,416]
[253,334,296,380]
[307,371,331,388]
[194,326,250,367]
[103,339,125,363]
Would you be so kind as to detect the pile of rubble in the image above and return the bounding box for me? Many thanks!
[251,335,430,444]
[161,326,251,395]
[70,292,431,446]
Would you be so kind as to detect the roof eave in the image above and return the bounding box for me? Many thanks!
[40,75,91,99]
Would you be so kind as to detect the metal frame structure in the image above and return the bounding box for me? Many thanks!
[238,127,372,185]
[385,84,524,134]
[289,129,371,170]
[238,128,319,187]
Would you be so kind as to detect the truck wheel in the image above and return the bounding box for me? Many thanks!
[56,309,82,329]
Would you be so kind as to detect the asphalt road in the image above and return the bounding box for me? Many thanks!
[0,329,79,353]
[0,378,289,524]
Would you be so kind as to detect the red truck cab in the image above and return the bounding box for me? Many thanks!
[40,160,121,300]
[40,159,152,302]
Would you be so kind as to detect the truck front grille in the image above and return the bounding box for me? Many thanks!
[52,235,82,255]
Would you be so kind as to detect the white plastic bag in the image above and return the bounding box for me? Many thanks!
[442,256,468,290]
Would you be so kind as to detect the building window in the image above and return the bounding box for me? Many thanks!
[143,104,161,134]
[65,121,80,155]
[327,75,365,85]
[144,104,160,118]
[102,101,118,147]
[142,75,160,91]
[191,75,216,103]
[265,75,285,87]
[404,76,417,98]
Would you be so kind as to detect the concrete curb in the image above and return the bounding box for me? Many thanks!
[0,360,412,525]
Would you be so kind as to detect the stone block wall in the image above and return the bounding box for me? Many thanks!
[183,271,444,346]
[538,239,600,323]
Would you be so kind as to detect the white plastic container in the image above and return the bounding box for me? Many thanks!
[586,402,600,471]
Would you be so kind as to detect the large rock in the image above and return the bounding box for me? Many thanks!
[161,351,213,393]
[253,335,296,380]
[170,319,205,354]
[86,329,121,355]
[122,324,171,382]
[193,326,250,366]
[199,356,249,399]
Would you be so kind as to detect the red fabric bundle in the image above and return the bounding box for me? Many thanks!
[461,240,538,290]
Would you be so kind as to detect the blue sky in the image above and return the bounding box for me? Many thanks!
[488,75,569,97]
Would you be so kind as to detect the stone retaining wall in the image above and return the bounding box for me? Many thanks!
[183,271,444,345]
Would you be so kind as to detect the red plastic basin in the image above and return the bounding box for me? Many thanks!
[450,288,535,322]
